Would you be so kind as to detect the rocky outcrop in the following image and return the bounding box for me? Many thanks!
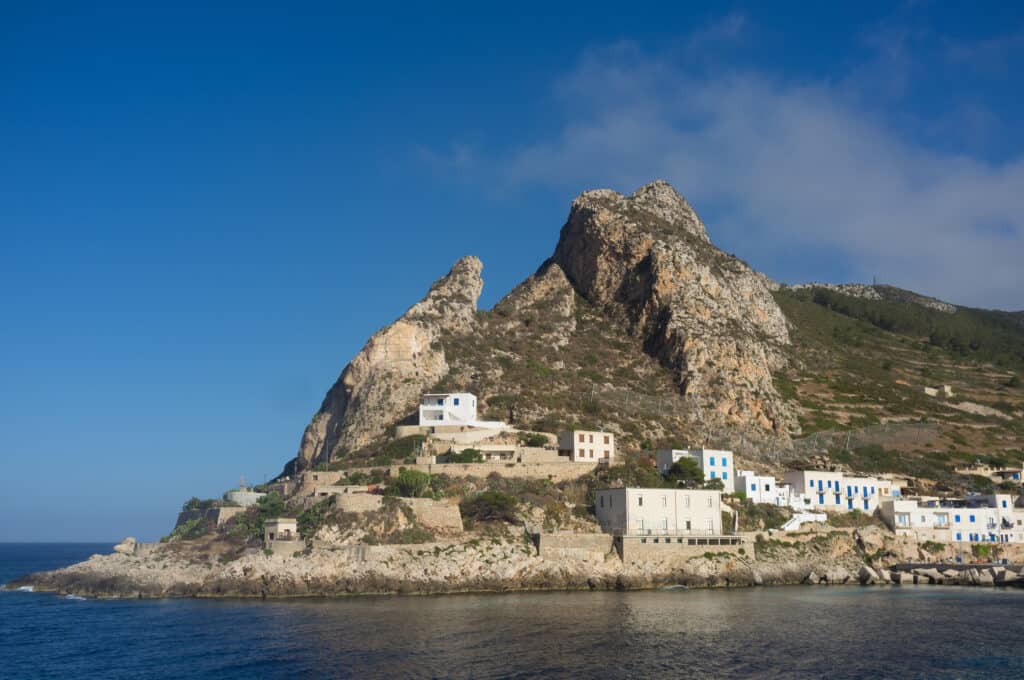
[296,256,484,469]
[552,180,796,433]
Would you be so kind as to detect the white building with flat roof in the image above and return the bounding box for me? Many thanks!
[881,494,1024,544]
[417,393,509,429]
[737,470,781,505]
[783,470,899,514]
[594,487,722,537]
[655,449,734,491]
[557,430,615,463]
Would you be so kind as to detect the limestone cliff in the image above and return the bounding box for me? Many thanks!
[296,256,483,469]
[552,180,796,433]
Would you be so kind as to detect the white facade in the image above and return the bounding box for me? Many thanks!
[881,494,1024,544]
[558,430,615,463]
[737,470,781,505]
[595,487,722,537]
[419,393,478,426]
[783,470,899,514]
[417,393,509,429]
[655,448,735,491]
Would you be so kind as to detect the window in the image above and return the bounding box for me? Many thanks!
[604,435,610,444]
[589,434,594,443]
[723,472,728,480]
[955,514,961,523]
[766,484,772,492]
[437,398,443,405]
[709,457,716,466]
[722,457,727,466]
[1002,500,1008,508]
[685,520,691,530]
[970,515,976,523]
[956,532,962,541]
[453,398,460,406]
[751,483,757,492]
[710,471,716,479]
[599,496,604,508]
[578,448,584,458]
[578,434,584,443]
[818,494,825,505]
[638,496,643,507]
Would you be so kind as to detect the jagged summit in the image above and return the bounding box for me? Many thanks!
[571,179,710,244]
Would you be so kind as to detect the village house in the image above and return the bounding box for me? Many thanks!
[954,461,1022,486]
[263,517,303,555]
[655,448,735,490]
[417,392,509,430]
[737,470,783,505]
[881,494,1024,544]
[557,429,615,463]
[783,470,898,514]
[594,487,723,536]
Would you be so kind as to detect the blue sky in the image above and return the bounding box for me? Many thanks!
[2,2,1022,541]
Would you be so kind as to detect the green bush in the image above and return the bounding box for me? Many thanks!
[448,448,484,463]
[922,540,946,555]
[181,497,218,512]
[665,457,704,488]
[460,491,519,525]
[162,517,211,542]
[519,433,549,447]
[389,469,431,498]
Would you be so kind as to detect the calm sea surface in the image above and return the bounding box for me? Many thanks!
[3,543,1024,679]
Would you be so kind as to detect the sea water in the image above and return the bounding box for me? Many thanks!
[2,543,1023,679]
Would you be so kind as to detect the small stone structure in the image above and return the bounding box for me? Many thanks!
[264,518,303,556]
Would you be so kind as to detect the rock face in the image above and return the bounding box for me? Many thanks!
[296,256,483,469]
[552,180,796,432]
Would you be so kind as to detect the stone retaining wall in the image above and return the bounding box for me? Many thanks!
[537,533,614,561]
[175,506,245,528]
[618,535,748,562]
[384,461,597,482]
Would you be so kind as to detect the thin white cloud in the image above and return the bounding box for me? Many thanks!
[432,31,1024,310]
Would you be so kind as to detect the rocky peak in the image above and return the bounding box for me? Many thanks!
[406,255,484,333]
[572,179,710,244]
[554,180,795,434]
[294,256,483,469]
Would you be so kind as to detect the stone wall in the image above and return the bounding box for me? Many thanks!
[335,494,385,513]
[384,461,597,482]
[404,498,463,532]
[618,535,748,562]
[266,539,305,557]
[537,533,614,561]
[175,506,245,528]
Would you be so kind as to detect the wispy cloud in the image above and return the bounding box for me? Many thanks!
[429,18,1024,310]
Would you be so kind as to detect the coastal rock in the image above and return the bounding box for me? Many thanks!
[858,565,878,585]
[113,537,136,555]
[296,257,484,468]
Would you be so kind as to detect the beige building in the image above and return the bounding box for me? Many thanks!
[558,430,615,463]
[264,518,298,543]
[594,487,722,537]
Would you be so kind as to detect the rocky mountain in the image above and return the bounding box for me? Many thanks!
[292,180,1023,477]
[294,181,796,471]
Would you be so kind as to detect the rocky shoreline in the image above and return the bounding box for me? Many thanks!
[6,530,1020,600]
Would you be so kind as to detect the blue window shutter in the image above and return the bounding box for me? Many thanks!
[723,472,728,480]
[751,484,756,491]
[454,398,460,406]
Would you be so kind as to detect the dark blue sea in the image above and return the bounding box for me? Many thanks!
[3,543,1024,678]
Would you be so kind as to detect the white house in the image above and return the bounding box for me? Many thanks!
[656,448,734,490]
[782,470,899,514]
[881,494,1024,544]
[557,430,615,463]
[737,470,780,505]
[594,487,722,537]
[417,393,509,430]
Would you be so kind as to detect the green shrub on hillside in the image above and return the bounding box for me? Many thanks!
[447,448,484,463]
[389,469,432,498]
[460,491,519,526]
